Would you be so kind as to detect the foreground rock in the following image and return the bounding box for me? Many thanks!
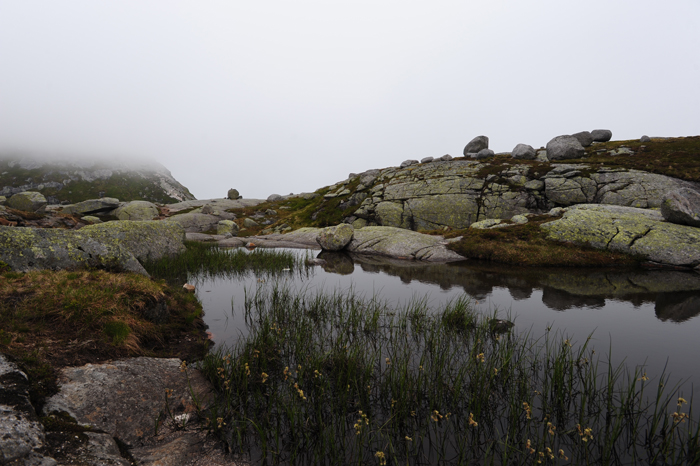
[0,354,57,465]
[81,220,187,262]
[0,225,148,275]
[660,188,700,227]
[541,204,700,269]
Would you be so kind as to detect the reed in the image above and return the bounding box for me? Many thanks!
[192,283,699,465]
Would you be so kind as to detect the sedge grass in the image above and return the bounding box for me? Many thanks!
[193,283,699,465]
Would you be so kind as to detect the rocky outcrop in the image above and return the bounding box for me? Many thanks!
[0,156,195,205]
[317,224,354,251]
[0,225,148,275]
[660,188,700,227]
[0,354,57,465]
[540,204,700,269]
[7,191,47,213]
[114,200,160,221]
[81,220,186,262]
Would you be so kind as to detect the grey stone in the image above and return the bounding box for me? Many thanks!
[217,219,239,236]
[474,149,495,160]
[609,147,634,156]
[227,188,241,200]
[317,224,354,251]
[511,214,529,224]
[0,354,57,466]
[400,159,419,168]
[347,226,465,261]
[7,191,47,212]
[463,135,489,155]
[572,131,594,147]
[511,144,537,160]
[61,197,120,216]
[660,188,700,227]
[200,204,214,214]
[470,219,502,229]
[42,358,213,447]
[81,215,102,224]
[546,135,585,160]
[0,225,148,275]
[591,129,613,142]
[81,220,186,262]
[267,194,283,202]
[641,135,651,142]
[165,212,221,233]
[243,218,259,228]
[421,157,434,163]
[114,200,159,221]
[439,154,453,161]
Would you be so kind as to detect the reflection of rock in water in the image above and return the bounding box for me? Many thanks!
[655,292,700,322]
[509,288,532,301]
[317,251,354,275]
[541,288,606,311]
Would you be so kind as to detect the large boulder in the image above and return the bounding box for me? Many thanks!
[546,135,585,160]
[347,226,465,261]
[0,225,147,275]
[474,149,495,160]
[7,191,47,213]
[463,135,489,155]
[217,219,239,236]
[81,220,186,262]
[540,204,700,269]
[511,144,537,160]
[660,188,700,227]
[0,354,57,466]
[591,129,613,142]
[113,200,159,221]
[61,197,120,216]
[571,131,594,147]
[317,224,354,251]
[165,212,220,233]
[227,188,241,200]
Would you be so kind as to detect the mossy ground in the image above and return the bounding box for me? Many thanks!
[434,216,643,267]
[0,269,210,408]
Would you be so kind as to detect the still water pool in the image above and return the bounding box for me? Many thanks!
[192,248,700,402]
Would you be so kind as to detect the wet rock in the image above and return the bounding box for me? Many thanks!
[0,354,57,465]
[114,200,159,221]
[81,220,186,262]
[0,225,148,275]
[660,188,700,228]
[7,191,47,213]
[546,135,585,160]
[463,135,489,155]
[591,129,613,142]
[511,144,537,160]
[227,188,241,200]
[317,223,354,251]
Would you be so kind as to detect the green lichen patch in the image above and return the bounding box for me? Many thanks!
[442,217,643,267]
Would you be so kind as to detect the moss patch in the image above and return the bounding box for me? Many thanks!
[442,216,643,267]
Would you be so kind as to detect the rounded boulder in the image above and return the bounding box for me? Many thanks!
[546,135,585,160]
[463,135,489,156]
[114,201,159,221]
[7,191,47,212]
[316,223,354,251]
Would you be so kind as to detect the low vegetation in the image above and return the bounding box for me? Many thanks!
[437,216,643,268]
[194,284,698,465]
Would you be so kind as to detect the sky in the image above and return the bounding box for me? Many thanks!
[1,1,699,200]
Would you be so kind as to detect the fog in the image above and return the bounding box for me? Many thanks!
[1,1,698,200]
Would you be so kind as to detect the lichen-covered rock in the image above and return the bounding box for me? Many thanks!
[347,226,465,261]
[463,135,489,155]
[61,197,120,216]
[217,219,239,236]
[7,191,47,212]
[0,354,57,466]
[227,188,241,200]
[0,225,148,275]
[470,219,502,229]
[243,218,259,228]
[81,220,186,262]
[165,212,221,233]
[81,215,102,224]
[317,224,354,251]
[541,204,700,268]
[546,135,585,160]
[113,200,159,221]
[660,188,700,227]
[0,196,6,205]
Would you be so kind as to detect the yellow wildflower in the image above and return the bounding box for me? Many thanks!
[468,413,478,427]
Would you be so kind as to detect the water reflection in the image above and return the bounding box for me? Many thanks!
[322,252,700,323]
